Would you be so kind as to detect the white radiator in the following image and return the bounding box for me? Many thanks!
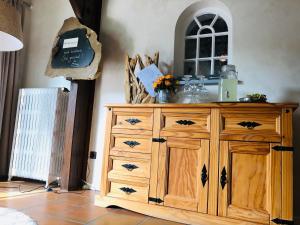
[9,88,69,186]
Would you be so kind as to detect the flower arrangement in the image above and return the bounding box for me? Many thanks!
[153,75,178,93]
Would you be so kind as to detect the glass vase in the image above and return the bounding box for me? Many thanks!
[157,90,170,104]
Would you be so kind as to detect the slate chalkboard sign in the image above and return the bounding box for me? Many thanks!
[51,28,95,69]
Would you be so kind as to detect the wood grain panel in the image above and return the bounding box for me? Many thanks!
[227,206,269,224]
[281,108,293,221]
[149,108,162,205]
[166,137,201,150]
[198,139,210,214]
[100,108,113,197]
[110,157,150,178]
[220,113,281,142]
[112,109,153,131]
[231,153,267,211]
[161,113,210,133]
[208,108,220,215]
[110,134,152,154]
[167,148,198,199]
[160,130,210,139]
[218,141,229,217]
[270,143,281,224]
[110,150,151,160]
[164,146,198,211]
[219,141,273,224]
[96,196,262,225]
[108,171,149,187]
[108,182,149,203]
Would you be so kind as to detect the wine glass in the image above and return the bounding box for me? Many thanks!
[196,75,209,102]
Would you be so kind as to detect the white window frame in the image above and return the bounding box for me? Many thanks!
[184,14,229,76]
[174,1,233,83]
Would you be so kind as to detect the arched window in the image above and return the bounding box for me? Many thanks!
[174,0,233,84]
[185,14,229,79]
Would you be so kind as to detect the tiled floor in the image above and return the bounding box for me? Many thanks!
[0,182,185,225]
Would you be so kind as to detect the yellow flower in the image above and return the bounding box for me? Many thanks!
[165,74,174,79]
[165,80,172,86]
[153,82,158,88]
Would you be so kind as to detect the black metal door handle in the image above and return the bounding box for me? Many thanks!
[123,141,140,148]
[120,187,136,195]
[125,118,141,125]
[201,164,208,187]
[176,120,195,126]
[220,167,227,190]
[238,121,261,129]
[122,164,139,171]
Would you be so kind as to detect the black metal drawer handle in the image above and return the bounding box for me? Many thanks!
[176,120,195,126]
[120,187,136,195]
[238,121,261,129]
[123,141,140,148]
[201,164,208,187]
[125,118,141,125]
[122,164,139,171]
[220,167,227,190]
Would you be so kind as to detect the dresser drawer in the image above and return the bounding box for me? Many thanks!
[110,134,152,154]
[110,157,150,178]
[108,182,149,203]
[160,109,210,138]
[220,111,281,142]
[112,109,153,131]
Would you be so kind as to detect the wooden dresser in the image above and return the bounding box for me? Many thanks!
[95,103,298,225]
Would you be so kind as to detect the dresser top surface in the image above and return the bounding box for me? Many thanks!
[106,102,299,109]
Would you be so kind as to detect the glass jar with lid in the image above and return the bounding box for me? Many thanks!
[218,65,238,102]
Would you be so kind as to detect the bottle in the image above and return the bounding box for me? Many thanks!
[218,65,238,102]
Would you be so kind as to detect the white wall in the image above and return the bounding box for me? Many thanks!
[22,0,74,89]
[89,0,300,216]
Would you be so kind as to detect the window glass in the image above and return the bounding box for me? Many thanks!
[184,61,196,75]
[186,20,199,36]
[214,59,228,76]
[199,37,212,58]
[213,17,228,32]
[185,39,197,59]
[200,28,212,35]
[198,61,211,76]
[197,14,215,26]
[215,36,228,56]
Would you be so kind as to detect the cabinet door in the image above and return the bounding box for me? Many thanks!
[218,141,281,224]
[157,137,209,213]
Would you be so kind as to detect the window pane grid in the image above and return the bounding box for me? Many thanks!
[184,14,229,77]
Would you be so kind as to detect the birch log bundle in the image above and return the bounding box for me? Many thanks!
[125,52,159,104]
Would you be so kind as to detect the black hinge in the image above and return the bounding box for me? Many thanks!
[272,218,294,224]
[272,146,294,152]
[152,138,166,143]
[148,197,164,203]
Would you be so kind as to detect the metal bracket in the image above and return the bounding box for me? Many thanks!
[148,197,164,204]
[152,138,166,143]
[272,218,294,224]
[272,146,294,152]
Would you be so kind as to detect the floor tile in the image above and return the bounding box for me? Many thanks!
[88,210,146,225]
[140,217,184,225]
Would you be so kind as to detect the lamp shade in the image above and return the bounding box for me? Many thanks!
[0,0,23,51]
